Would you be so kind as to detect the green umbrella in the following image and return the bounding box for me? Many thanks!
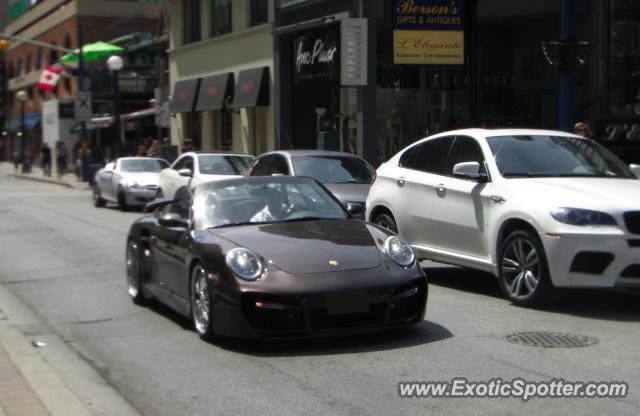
[59,41,124,64]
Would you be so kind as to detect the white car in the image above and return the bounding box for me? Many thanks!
[93,157,170,210]
[157,151,255,199]
[366,128,640,306]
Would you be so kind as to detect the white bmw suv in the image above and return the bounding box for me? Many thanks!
[366,128,640,306]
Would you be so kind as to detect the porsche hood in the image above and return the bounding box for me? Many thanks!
[212,219,382,274]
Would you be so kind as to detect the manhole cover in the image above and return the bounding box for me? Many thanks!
[505,331,598,348]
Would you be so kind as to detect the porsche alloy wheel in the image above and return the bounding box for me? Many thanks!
[498,229,553,307]
[126,240,146,304]
[191,264,214,341]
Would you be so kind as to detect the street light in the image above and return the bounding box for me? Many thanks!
[16,89,28,173]
[107,55,124,157]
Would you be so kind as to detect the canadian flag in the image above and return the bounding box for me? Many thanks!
[37,65,62,92]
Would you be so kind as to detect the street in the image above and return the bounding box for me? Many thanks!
[1,174,639,416]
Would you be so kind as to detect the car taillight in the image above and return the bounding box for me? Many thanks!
[371,170,377,185]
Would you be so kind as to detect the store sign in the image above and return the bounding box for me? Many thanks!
[294,31,339,83]
[392,0,465,65]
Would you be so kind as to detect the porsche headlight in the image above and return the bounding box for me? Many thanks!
[549,208,617,226]
[225,248,263,281]
[122,178,143,189]
[384,236,415,267]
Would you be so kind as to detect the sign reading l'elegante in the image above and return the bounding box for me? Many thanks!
[392,0,465,65]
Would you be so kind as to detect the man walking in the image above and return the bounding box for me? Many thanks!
[41,143,52,177]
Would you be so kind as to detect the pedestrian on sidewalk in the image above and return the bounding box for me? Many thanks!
[41,143,52,177]
[55,142,67,179]
[13,151,20,174]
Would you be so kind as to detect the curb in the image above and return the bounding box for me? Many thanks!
[0,285,141,416]
[8,173,88,189]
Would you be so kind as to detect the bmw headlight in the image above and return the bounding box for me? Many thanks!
[550,208,617,226]
[384,236,415,267]
[225,248,263,280]
[122,178,143,189]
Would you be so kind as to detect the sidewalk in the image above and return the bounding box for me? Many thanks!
[0,161,92,190]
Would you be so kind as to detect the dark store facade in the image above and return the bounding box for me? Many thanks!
[274,0,640,165]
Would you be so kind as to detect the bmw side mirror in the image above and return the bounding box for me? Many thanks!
[178,168,193,178]
[453,161,488,182]
[158,212,188,228]
[629,164,640,179]
[346,202,365,216]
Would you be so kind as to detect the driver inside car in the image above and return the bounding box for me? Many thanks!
[250,187,289,222]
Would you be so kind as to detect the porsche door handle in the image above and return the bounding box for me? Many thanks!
[490,195,506,203]
[435,184,446,193]
[396,177,405,187]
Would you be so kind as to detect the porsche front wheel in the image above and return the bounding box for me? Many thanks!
[126,240,146,305]
[191,263,215,341]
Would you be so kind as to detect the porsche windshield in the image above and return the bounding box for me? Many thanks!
[193,179,348,229]
[487,135,636,178]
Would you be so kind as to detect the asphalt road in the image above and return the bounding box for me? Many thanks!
[1,175,639,416]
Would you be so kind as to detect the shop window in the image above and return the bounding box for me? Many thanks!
[609,1,640,116]
[182,112,202,150]
[217,110,232,151]
[212,0,232,37]
[250,0,268,26]
[184,0,202,44]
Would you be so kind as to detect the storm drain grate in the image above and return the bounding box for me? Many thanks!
[505,331,598,348]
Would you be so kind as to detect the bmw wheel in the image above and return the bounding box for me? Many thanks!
[191,263,215,341]
[373,212,398,233]
[93,186,106,207]
[498,229,553,307]
[126,239,146,305]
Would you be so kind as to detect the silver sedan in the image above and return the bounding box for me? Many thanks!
[93,157,169,210]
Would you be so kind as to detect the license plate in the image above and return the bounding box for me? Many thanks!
[326,290,369,315]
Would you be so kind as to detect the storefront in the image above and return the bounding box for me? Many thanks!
[275,0,640,165]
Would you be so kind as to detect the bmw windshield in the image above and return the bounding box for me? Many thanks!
[487,135,636,179]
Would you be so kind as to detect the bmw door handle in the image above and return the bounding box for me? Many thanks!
[396,177,405,187]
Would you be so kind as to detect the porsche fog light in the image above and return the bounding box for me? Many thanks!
[384,236,415,267]
[226,248,263,281]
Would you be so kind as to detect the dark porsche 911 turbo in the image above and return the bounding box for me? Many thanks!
[126,176,427,340]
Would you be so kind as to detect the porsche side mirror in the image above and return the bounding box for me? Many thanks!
[629,163,640,179]
[346,202,365,216]
[178,168,193,178]
[158,213,188,228]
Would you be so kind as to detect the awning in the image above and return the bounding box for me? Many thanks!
[6,115,42,132]
[170,78,201,113]
[229,67,269,108]
[195,72,234,111]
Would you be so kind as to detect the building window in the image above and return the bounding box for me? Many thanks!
[609,1,640,117]
[49,44,58,64]
[183,0,202,44]
[26,54,32,73]
[211,0,231,37]
[250,0,268,26]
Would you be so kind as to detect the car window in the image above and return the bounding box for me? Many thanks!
[411,137,454,175]
[250,155,276,176]
[198,155,254,175]
[291,156,373,184]
[173,156,194,172]
[270,155,290,175]
[447,136,485,174]
[169,186,192,219]
[399,144,420,168]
